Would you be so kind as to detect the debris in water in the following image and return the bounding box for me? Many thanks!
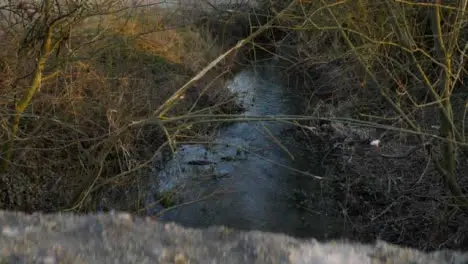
[187,160,216,165]
[221,156,236,161]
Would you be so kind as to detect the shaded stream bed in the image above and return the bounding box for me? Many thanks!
[146,61,344,239]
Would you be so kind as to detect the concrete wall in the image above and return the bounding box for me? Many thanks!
[0,210,467,263]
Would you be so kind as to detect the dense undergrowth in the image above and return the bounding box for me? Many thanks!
[0,2,242,213]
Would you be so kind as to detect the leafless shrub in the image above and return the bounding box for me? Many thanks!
[0,0,238,212]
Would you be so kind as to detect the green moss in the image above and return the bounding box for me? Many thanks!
[157,190,179,208]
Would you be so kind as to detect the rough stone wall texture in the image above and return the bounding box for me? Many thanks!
[0,210,467,264]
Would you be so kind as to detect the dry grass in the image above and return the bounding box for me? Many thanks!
[0,5,239,213]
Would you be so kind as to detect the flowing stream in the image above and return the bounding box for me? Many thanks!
[147,61,343,239]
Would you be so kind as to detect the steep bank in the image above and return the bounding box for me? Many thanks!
[247,1,468,251]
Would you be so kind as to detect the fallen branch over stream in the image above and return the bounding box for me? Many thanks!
[152,0,298,117]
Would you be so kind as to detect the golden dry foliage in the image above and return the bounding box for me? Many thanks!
[0,4,229,212]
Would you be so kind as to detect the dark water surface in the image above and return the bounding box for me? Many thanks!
[148,62,343,239]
